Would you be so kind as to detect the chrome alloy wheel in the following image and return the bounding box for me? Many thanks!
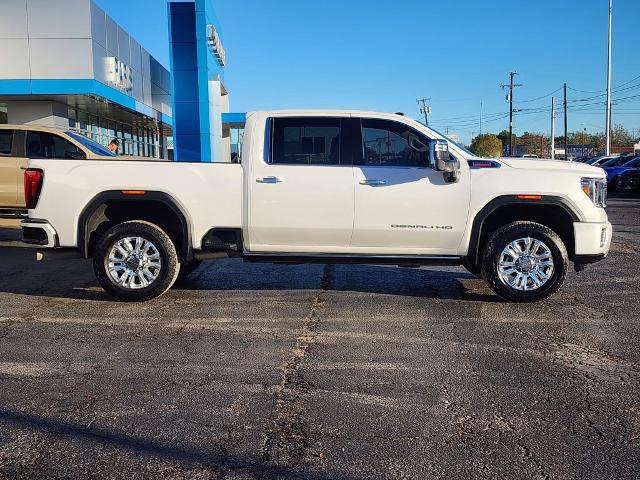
[497,237,554,291]
[106,236,162,289]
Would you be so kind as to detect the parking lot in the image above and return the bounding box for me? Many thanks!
[0,196,638,480]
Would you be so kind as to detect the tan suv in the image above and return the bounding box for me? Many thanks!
[0,125,117,212]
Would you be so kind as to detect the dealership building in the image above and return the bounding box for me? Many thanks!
[0,0,240,161]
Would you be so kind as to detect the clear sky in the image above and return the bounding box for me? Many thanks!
[96,0,639,144]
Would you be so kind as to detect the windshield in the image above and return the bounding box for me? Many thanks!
[602,156,630,167]
[623,157,640,167]
[65,131,116,157]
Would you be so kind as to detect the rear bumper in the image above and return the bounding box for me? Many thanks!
[21,219,58,248]
[573,221,612,264]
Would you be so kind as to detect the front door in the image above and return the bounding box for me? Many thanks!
[351,118,470,255]
[248,116,355,253]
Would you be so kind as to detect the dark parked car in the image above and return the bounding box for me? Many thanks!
[587,155,618,166]
[616,168,640,193]
[604,156,640,190]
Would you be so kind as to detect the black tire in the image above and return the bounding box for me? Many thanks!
[177,260,202,280]
[93,221,180,302]
[481,221,568,303]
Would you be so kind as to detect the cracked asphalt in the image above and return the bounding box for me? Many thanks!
[0,196,639,479]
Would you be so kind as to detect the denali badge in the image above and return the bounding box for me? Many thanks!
[391,224,453,230]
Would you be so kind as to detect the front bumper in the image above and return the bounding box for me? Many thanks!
[573,221,612,265]
[21,219,58,248]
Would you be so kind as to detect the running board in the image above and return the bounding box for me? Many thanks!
[242,253,462,267]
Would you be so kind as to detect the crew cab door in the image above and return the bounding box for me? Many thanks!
[351,118,470,255]
[247,116,355,252]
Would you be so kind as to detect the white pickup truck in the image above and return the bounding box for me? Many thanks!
[21,110,611,302]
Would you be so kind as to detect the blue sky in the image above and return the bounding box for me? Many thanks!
[96,0,639,144]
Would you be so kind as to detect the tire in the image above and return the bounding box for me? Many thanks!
[177,260,202,280]
[93,221,180,302]
[481,221,568,303]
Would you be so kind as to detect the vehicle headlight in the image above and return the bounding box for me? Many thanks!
[581,177,607,208]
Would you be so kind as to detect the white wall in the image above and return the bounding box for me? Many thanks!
[6,101,69,129]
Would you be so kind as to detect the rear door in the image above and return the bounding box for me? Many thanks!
[351,118,471,255]
[247,116,355,252]
[0,129,20,207]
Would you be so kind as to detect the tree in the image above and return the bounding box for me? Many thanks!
[611,124,633,147]
[518,133,548,157]
[497,130,515,153]
[470,134,503,158]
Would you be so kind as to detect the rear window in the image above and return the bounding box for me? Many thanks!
[271,117,341,165]
[26,131,83,159]
[0,130,12,155]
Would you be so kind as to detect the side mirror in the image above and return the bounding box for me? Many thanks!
[431,140,460,183]
[65,150,86,159]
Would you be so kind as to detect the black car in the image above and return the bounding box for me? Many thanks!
[616,168,640,193]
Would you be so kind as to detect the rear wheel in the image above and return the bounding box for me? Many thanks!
[93,221,180,302]
[481,221,568,302]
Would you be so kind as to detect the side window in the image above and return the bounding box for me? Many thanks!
[26,132,82,159]
[359,119,429,167]
[0,130,13,155]
[271,117,341,165]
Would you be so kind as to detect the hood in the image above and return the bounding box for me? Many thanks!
[497,157,605,177]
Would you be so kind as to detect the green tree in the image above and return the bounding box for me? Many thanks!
[611,124,633,147]
[470,134,503,158]
[497,130,515,151]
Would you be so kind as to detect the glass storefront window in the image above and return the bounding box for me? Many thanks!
[68,108,77,129]
[78,111,88,132]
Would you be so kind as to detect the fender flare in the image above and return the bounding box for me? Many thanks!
[77,190,193,261]
[466,195,582,266]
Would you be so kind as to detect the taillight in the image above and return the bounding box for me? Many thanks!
[24,169,44,209]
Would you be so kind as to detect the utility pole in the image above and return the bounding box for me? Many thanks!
[417,98,431,126]
[551,96,556,159]
[564,83,568,160]
[479,101,483,135]
[501,72,523,156]
[605,0,613,155]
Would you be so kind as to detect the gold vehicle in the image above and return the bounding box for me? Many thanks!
[0,125,117,213]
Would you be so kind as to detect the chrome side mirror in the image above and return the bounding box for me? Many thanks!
[431,140,460,183]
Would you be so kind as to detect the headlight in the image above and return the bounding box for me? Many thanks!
[581,177,607,208]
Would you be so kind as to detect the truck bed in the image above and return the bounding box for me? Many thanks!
[28,159,244,248]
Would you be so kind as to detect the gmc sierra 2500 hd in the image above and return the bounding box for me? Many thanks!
[21,110,611,302]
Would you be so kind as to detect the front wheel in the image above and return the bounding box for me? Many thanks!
[93,221,180,302]
[481,222,568,302]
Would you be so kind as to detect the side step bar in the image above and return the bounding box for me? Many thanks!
[242,253,462,267]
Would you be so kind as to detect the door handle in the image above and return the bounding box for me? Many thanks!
[359,179,387,186]
[256,176,283,184]
[20,166,27,170]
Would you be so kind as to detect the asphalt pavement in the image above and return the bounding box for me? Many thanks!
[0,196,639,479]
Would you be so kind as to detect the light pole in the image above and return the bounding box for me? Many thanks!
[605,0,613,155]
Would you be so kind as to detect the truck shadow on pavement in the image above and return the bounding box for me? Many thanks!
[0,243,499,303]
[0,407,348,479]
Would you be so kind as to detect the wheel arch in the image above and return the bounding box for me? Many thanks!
[465,195,581,269]
[77,190,193,262]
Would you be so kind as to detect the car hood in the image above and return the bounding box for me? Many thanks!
[604,166,633,176]
[497,157,605,177]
